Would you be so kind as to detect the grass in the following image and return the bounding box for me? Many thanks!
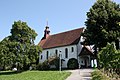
[0,70,71,80]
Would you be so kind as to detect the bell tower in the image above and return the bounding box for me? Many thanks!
[44,26,50,39]
[42,20,50,39]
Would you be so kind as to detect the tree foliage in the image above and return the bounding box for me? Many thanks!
[0,21,42,70]
[82,0,120,49]
[10,21,37,44]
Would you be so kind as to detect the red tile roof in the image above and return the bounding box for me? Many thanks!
[38,27,84,49]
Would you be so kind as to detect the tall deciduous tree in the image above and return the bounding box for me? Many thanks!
[82,0,120,50]
[0,37,13,70]
[0,21,42,70]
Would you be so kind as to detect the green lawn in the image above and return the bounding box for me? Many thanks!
[0,71,71,80]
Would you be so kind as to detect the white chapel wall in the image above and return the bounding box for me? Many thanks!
[39,45,80,68]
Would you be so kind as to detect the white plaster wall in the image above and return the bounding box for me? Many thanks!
[39,45,80,68]
[77,34,85,55]
[77,36,83,65]
[77,28,85,57]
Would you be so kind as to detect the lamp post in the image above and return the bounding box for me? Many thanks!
[59,50,62,73]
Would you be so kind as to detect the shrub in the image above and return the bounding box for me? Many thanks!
[92,70,110,80]
[31,64,37,70]
[37,61,50,70]
[67,58,79,69]
[36,63,42,70]
[48,57,59,69]
[98,43,120,77]
[42,61,50,70]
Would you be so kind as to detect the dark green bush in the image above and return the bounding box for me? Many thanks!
[92,70,110,80]
[31,64,37,70]
[48,57,59,69]
[37,61,50,70]
[67,58,79,69]
[36,63,42,70]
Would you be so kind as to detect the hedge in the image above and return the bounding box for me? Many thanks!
[91,70,110,80]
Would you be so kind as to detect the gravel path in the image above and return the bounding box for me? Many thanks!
[65,69,94,80]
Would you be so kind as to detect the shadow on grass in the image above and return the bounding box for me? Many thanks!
[0,70,25,75]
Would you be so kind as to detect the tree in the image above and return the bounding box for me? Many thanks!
[82,0,120,50]
[0,37,17,70]
[0,20,42,70]
[10,21,37,44]
[0,38,11,70]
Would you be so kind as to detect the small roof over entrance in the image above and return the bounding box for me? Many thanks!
[79,46,95,57]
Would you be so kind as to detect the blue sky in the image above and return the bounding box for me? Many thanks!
[0,0,120,44]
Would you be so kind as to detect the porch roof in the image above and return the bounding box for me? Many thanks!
[79,46,94,56]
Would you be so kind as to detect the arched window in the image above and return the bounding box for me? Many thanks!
[46,51,49,59]
[71,47,74,52]
[55,50,58,56]
[41,55,43,60]
[65,48,68,58]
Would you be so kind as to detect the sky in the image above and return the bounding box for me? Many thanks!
[0,0,120,44]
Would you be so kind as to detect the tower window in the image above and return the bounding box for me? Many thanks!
[65,48,68,58]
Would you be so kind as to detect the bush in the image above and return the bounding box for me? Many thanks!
[92,70,110,80]
[37,61,50,70]
[67,58,79,69]
[31,64,37,70]
[36,63,42,70]
[23,64,29,70]
[48,57,59,69]
[42,61,50,70]
[98,43,120,77]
